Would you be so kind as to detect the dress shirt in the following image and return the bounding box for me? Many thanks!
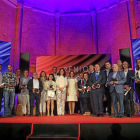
[124,69,128,78]
[53,73,57,81]
[20,77,31,94]
[33,79,39,89]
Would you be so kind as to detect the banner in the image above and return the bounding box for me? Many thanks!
[36,54,111,79]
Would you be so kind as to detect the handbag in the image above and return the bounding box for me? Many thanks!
[48,90,55,97]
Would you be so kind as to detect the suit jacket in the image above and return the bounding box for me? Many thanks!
[78,79,84,98]
[123,70,135,91]
[107,71,126,94]
[89,71,106,93]
[103,69,113,82]
[27,78,43,95]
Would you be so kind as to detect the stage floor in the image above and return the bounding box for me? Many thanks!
[0,114,140,124]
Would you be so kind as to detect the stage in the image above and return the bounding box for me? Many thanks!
[1,114,140,140]
[0,113,140,124]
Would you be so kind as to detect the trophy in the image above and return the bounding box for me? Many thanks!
[34,88,39,93]
[111,77,118,84]
[130,75,140,82]
[9,82,15,86]
[22,84,27,88]
[49,84,53,89]
[91,81,99,89]
[81,80,88,93]
[124,87,131,96]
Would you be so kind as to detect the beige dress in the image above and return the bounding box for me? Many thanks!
[67,78,78,101]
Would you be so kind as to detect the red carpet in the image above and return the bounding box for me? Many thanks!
[0,114,140,124]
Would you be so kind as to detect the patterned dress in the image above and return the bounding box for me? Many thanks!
[56,76,67,115]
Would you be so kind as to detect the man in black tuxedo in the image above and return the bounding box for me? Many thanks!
[89,64,106,117]
[78,73,85,114]
[104,62,113,116]
[89,64,95,115]
[123,61,135,117]
[27,72,43,116]
[51,66,58,115]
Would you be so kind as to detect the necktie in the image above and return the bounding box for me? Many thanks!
[96,72,98,80]
[81,79,83,85]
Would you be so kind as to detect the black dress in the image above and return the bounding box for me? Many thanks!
[82,79,90,112]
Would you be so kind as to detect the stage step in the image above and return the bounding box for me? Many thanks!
[26,124,80,140]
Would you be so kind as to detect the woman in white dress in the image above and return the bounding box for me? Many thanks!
[67,71,78,115]
[44,74,56,116]
[56,68,67,116]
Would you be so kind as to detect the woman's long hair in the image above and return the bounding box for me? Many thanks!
[58,68,66,77]
[40,71,47,80]
[136,59,140,71]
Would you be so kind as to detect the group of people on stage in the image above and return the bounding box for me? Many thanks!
[0,58,140,118]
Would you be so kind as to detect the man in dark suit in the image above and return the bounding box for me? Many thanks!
[89,64,106,117]
[89,64,95,115]
[78,72,85,114]
[104,61,113,116]
[107,64,126,118]
[123,61,135,117]
[27,72,43,116]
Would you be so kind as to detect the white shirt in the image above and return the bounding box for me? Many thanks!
[95,71,100,76]
[124,69,128,78]
[135,68,140,78]
[106,69,110,77]
[113,71,117,78]
[56,76,67,87]
[53,73,57,81]
[33,79,39,89]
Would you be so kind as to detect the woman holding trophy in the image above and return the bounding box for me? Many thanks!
[45,74,56,116]
[82,72,91,116]
[67,71,78,115]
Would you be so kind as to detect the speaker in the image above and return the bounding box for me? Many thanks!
[119,48,132,67]
[19,53,30,77]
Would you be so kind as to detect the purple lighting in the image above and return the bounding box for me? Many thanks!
[23,0,125,13]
